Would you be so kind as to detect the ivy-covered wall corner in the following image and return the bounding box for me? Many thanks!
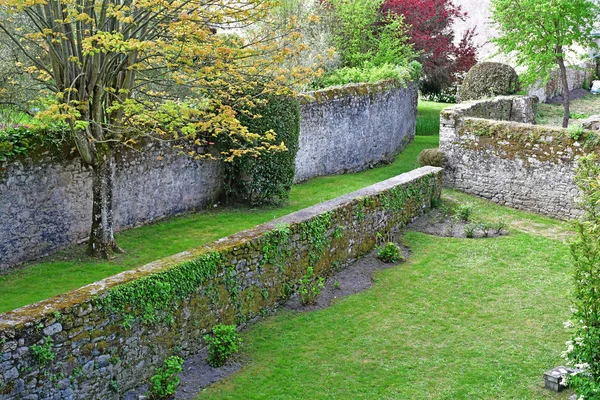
[0,166,441,399]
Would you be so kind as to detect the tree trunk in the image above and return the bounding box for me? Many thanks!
[557,55,570,128]
[87,149,124,258]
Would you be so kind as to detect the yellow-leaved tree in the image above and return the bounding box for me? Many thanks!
[0,0,316,257]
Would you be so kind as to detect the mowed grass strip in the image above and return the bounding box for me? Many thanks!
[196,197,574,399]
[0,102,448,313]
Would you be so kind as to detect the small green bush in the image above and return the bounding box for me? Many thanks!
[417,148,446,168]
[298,266,325,306]
[458,62,519,102]
[377,242,403,263]
[30,336,55,365]
[204,324,242,368]
[313,62,419,89]
[148,355,184,399]
[456,203,474,222]
[464,223,477,239]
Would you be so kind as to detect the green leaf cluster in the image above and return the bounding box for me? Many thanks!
[148,356,184,399]
[490,0,598,87]
[223,92,300,206]
[204,324,242,368]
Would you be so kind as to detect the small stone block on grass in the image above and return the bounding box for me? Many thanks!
[543,366,577,392]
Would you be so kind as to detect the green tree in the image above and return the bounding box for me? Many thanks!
[490,0,598,127]
[0,0,313,257]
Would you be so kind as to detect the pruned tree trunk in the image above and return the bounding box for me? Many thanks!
[557,55,570,128]
[87,149,124,258]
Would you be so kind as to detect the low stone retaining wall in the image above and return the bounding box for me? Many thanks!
[1,81,418,271]
[0,166,441,400]
[295,81,418,182]
[440,95,596,219]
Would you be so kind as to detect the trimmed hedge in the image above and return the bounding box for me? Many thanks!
[458,62,519,102]
[224,93,300,205]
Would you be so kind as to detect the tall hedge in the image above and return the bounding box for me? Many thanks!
[223,94,300,205]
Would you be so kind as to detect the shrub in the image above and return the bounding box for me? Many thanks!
[204,324,242,368]
[377,242,403,263]
[30,336,55,365]
[455,203,473,222]
[323,0,415,69]
[458,62,519,102]
[148,356,184,399]
[563,154,600,396]
[298,266,325,306]
[223,92,300,206]
[464,223,477,238]
[314,62,420,89]
[417,148,446,168]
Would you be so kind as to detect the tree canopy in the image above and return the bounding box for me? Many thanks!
[0,0,315,256]
[490,0,598,127]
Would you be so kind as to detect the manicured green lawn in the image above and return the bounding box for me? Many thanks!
[196,192,574,399]
[416,100,452,136]
[0,102,448,313]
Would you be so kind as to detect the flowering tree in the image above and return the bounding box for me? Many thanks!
[0,0,313,257]
[380,0,478,98]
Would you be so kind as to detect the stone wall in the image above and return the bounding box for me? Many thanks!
[440,96,595,220]
[0,167,442,400]
[0,81,418,271]
[0,146,224,272]
[295,81,418,182]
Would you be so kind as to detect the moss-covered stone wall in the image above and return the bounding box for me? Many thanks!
[0,166,442,399]
[440,95,596,219]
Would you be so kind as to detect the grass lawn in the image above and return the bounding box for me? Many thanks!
[0,101,451,314]
[537,94,600,127]
[416,100,451,136]
[196,191,574,399]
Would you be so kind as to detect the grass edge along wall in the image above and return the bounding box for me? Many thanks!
[0,166,442,400]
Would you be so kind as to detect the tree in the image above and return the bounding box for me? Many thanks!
[380,0,478,98]
[322,0,414,70]
[490,0,598,128]
[0,0,313,257]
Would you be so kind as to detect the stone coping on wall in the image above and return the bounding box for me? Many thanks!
[299,79,409,104]
[0,166,441,331]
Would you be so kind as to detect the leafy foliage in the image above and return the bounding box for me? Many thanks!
[99,252,223,325]
[223,93,300,205]
[490,0,598,127]
[30,336,55,366]
[313,61,421,88]
[376,242,402,263]
[563,154,600,397]
[148,356,184,399]
[298,266,325,305]
[323,0,414,69]
[0,124,67,162]
[204,324,242,368]
[380,0,478,98]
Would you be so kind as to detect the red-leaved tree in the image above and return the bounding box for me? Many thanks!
[381,0,478,98]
